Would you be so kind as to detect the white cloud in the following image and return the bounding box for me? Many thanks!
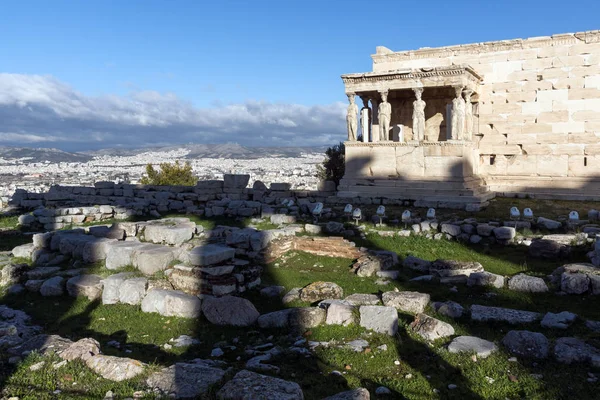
[0,73,346,151]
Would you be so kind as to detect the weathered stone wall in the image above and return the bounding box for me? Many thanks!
[10,175,337,216]
[372,31,600,194]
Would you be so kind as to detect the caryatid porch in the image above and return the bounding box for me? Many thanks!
[343,65,481,143]
[339,65,495,210]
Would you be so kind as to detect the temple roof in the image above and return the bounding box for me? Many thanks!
[341,65,481,94]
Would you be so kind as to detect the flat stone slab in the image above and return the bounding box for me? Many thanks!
[471,305,541,324]
[12,243,34,259]
[85,355,145,381]
[163,291,202,318]
[467,272,505,288]
[433,301,465,319]
[542,234,587,246]
[382,291,430,314]
[448,336,498,358]
[289,307,326,329]
[143,219,196,246]
[258,309,293,329]
[344,293,380,306]
[66,274,103,300]
[59,338,100,362]
[541,311,577,329]
[528,239,570,259]
[359,305,398,336]
[105,241,148,270]
[508,274,548,293]
[102,272,136,305]
[430,259,483,277]
[26,267,61,280]
[403,255,432,273]
[325,302,355,326]
[561,272,590,294]
[40,276,65,297]
[119,278,148,305]
[217,370,303,400]
[188,244,235,267]
[202,296,259,327]
[146,361,227,399]
[300,281,343,303]
[554,337,600,366]
[323,388,370,400]
[410,313,455,341]
[502,330,549,359]
[562,263,600,275]
[9,334,73,356]
[82,238,117,264]
[132,244,178,275]
[141,289,171,315]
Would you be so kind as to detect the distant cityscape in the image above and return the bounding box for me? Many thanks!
[0,144,327,203]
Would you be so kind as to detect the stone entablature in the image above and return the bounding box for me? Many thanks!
[342,65,481,92]
[345,140,474,147]
[372,31,600,64]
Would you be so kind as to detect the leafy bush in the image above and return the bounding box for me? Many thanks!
[140,161,197,186]
[316,142,345,186]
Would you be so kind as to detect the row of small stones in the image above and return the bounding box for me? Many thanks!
[415,267,600,296]
[281,287,600,367]
[350,251,600,297]
[366,221,546,240]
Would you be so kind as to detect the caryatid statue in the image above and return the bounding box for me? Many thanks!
[463,89,473,141]
[412,88,426,141]
[346,93,358,141]
[378,91,391,141]
[451,86,466,140]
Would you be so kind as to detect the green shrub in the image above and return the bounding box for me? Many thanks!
[316,142,345,186]
[140,161,197,186]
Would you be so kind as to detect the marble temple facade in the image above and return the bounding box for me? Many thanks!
[339,30,600,209]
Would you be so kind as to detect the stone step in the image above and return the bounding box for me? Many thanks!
[499,192,600,202]
[338,186,491,199]
[340,178,487,191]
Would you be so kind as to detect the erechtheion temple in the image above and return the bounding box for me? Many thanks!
[339,30,600,209]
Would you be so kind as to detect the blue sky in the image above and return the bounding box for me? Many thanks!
[0,0,599,150]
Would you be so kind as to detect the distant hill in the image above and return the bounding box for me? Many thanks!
[88,143,327,159]
[0,147,92,163]
[0,143,327,163]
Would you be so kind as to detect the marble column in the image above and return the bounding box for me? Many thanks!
[359,95,371,143]
[463,89,473,141]
[370,98,380,142]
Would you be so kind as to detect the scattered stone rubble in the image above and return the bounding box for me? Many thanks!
[4,197,600,397]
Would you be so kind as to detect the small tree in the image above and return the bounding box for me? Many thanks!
[316,142,345,186]
[140,160,197,186]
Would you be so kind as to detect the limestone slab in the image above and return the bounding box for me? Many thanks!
[188,245,235,267]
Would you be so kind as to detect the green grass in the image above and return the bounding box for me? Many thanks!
[1,352,152,399]
[0,214,19,229]
[85,262,141,278]
[471,197,598,222]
